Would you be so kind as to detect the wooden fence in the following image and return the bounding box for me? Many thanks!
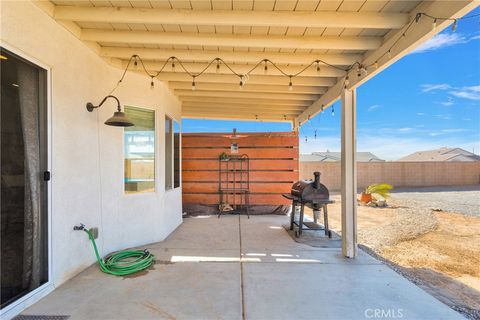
[300,161,480,191]
[182,132,299,206]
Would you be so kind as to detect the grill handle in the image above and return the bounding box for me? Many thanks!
[313,171,321,189]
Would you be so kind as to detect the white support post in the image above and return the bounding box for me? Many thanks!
[341,88,358,258]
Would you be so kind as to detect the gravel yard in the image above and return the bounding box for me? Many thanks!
[391,185,480,216]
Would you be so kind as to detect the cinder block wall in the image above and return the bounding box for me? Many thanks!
[300,161,480,191]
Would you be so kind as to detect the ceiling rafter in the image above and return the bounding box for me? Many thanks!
[101,47,361,66]
[81,30,383,51]
[54,6,409,29]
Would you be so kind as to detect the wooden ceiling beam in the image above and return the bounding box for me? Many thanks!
[81,30,382,51]
[175,90,318,101]
[125,60,345,77]
[54,6,409,29]
[182,102,305,112]
[101,47,361,66]
[169,82,327,94]
[150,72,337,87]
[179,96,311,106]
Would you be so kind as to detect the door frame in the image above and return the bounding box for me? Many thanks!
[0,42,54,320]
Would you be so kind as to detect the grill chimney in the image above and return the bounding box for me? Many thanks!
[313,171,321,189]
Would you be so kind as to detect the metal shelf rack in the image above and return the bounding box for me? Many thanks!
[218,154,250,218]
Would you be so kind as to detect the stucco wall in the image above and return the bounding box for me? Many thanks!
[1,1,182,286]
[300,161,480,191]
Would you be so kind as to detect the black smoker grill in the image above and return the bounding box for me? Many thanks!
[283,172,334,238]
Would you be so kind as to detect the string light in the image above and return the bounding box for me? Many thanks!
[451,19,458,32]
[239,76,244,90]
[107,11,477,98]
[216,58,220,73]
[331,105,335,116]
[150,76,154,89]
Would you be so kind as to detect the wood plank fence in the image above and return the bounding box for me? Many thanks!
[182,132,299,206]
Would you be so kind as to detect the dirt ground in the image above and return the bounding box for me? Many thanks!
[305,193,480,318]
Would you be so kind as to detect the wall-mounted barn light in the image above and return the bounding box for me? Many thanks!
[86,95,134,127]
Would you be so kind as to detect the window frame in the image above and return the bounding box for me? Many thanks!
[165,114,181,191]
[123,105,156,195]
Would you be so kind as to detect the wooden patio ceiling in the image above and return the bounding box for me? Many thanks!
[36,0,477,124]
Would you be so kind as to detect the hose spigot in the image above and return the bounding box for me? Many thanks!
[73,223,86,231]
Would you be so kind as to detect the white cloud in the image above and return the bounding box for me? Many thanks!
[434,114,452,120]
[413,33,467,53]
[421,83,480,101]
[421,83,451,92]
[416,112,426,116]
[367,104,381,112]
[449,86,480,100]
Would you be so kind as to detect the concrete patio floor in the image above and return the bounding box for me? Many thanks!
[22,215,463,320]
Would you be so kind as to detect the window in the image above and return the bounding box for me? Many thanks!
[174,120,181,188]
[124,106,155,194]
[165,116,172,190]
[165,116,181,190]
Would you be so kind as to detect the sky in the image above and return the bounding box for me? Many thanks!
[183,8,480,160]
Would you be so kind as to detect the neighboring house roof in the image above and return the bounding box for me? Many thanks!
[398,147,480,162]
[300,152,384,162]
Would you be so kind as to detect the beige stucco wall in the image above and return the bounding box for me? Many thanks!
[1,1,182,286]
[300,161,480,191]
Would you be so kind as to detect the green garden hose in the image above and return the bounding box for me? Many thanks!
[75,224,155,276]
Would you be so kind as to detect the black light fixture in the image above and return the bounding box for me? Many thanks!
[86,95,134,127]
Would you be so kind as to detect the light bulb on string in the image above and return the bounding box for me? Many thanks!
[331,105,335,116]
[314,129,317,140]
[432,18,437,29]
[387,50,392,59]
[316,61,321,74]
[264,60,268,75]
[288,76,293,91]
[216,59,220,74]
[239,75,244,90]
[191,76,196,91]
[374,61,379,69]
[150,76,155,89]
[451,19,458,32]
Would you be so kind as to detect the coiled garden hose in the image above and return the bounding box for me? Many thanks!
[74,224,155,276]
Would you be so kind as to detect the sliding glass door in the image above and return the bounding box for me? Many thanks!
[0,47,49,308]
